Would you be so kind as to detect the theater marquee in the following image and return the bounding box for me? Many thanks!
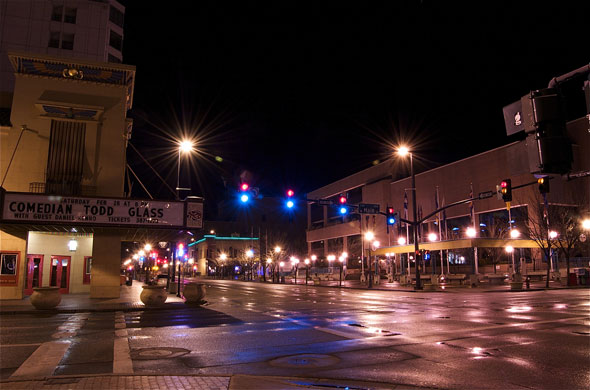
[1,193,194,228]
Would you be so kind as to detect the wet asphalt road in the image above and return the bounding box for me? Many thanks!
[1,281,589,389]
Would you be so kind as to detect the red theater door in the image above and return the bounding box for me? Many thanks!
[49,255,70,294]
[24,254,44,295]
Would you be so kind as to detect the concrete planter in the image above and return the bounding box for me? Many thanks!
[30,287,61,310]
[183,282,206,305]
[510,281,523,290]
[140,285,167,307]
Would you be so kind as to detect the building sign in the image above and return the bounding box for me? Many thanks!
[1,193,185,227]
[186,202,203,229]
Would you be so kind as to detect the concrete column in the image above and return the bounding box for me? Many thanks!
[90,232,121,298]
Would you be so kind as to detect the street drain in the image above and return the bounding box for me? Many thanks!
[269,354,340,368]
[130,347,190,360]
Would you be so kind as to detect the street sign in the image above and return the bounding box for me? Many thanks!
[317,199,333,206]
[358,203,380,214]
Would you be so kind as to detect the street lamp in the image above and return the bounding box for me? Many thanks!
[246,249,254,281]
[176,139,194,200]
[220,253,227,279]
[304,258,310,285]
[274,246,282,283]
[397,146,422,290]
[290,257,299,284]
[364,232,374,287]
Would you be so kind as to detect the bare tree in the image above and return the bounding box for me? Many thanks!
[524,185,589,287]
[479,213,510,273]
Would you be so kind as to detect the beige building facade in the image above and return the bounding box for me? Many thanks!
[0,51,135,299]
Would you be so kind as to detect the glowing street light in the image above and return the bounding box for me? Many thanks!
[582,218,590,230]
[549,231,559,239]
[398,237,406,245]
[510,229,521,239]
[176,139,194,199]
[428,233,438,242]
[466,227,476,238]
[396,145,422,290]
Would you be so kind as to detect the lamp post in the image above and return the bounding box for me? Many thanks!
[220,253,227,279]
[397,146,422,290]
[304,258,310,285]
[274,246,282,283]
[246,249,254,281]
[290,257,299,284]
[364,232,374,288]
[176,140,193,200]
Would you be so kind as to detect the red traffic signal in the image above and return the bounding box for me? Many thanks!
[339,195,347,204]
[240,183,249,191]
[287,189,294,197]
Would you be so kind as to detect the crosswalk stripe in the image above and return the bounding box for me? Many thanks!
[113,311,133,374]
[10,340,70,378]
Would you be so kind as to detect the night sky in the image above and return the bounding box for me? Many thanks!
[119,1,589,217]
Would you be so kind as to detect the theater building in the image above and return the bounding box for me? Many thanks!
[0,52,203,300]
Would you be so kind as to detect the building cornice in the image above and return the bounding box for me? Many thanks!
[7,51,136,110]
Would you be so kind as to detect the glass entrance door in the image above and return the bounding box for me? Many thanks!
[24,255,44,295]
[50,255,70,294]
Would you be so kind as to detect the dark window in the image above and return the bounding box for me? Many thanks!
[109,30,122,51]
[109,6,124,28]
[108,53,122,63]
[61,33,74,50]
[46,120,86,195]
[48,31,60,48]
[51,5,63,22]
[64,7,77,24]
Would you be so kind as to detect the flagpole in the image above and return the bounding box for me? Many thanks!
[437,187,444,277]
[470,183,479,274]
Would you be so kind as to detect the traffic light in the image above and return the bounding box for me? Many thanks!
[286,189,295,209]
[338,194,348,215]
[521,88,573,175]
[177,243,185,257]
[500,179,512,202]
[239,183,250,203]
[386,206,397,225]
[538,177,550,194]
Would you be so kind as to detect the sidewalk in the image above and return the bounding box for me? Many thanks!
[0,373,426,389]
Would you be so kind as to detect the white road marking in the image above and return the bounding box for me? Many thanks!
[10,341,70,378]
[113,311,133,374]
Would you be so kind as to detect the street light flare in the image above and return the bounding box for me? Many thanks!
[179,140,194,153]
[397,146,410,156]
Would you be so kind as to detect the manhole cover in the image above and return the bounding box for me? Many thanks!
[130,347,190,360]
[269,354,340,368]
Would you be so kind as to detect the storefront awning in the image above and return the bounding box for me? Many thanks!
[373,237,542,255]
